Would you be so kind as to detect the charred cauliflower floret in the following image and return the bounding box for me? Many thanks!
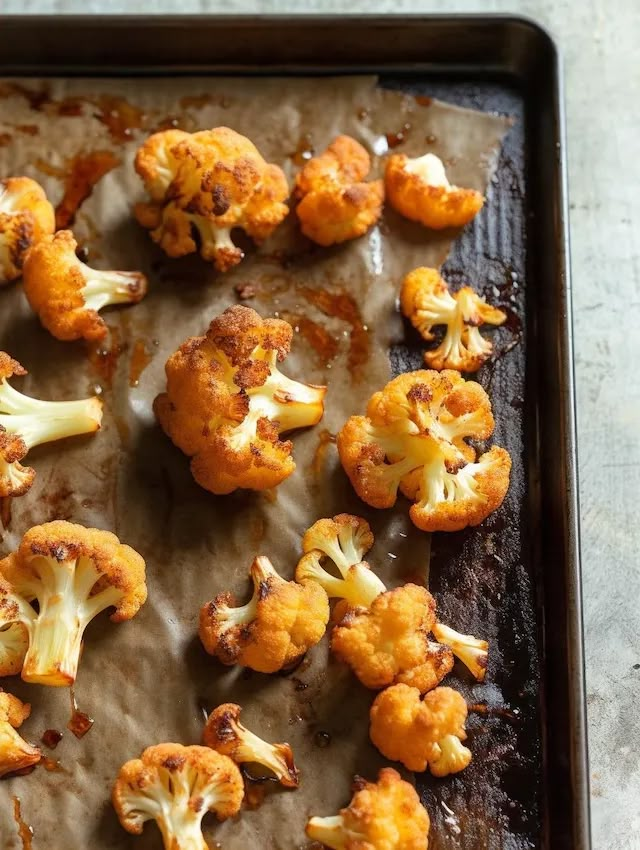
[306,767,430,850]
[0,352,103,499]
[155,306,326,494]
[385,152,483,230]
[0,177,54,285]
[295,135,384,246]
[134,127,289,272]
[199,555,329,674]
[370,684,471,776]
[331,584,453,693]
[401,267,506,371]
[204,702,299,788]
[295,514,386,608]
[337,370,511,532]
[432,622,488,682]
[0,690,41,777]
[22,230,148,342]
[0,521,147,686]
[113,743,244,850]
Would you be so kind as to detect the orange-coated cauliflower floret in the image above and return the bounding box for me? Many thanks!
[22,230,148,342]
[0,521,147,686]
[155,305,326,494]
[401,267,506,371]
[134,127,289,272]
[0,177,54,285]
[385,152,483,230]
[199,555,329,674]
[337,370,511,532]
[295,135,384,246]
[0,352,103,499]
[370,684,471,776]
[0,690,41,777]
[113,743,243,850]
[331,584,453,692]
[306,767,430,849]
[204,702,299,787]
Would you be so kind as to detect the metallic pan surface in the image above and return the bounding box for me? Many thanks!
[0,14,589,850]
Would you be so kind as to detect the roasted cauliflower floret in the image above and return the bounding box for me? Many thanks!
[432,622,488,682]
[401,267,506,371]
[385,151,484,230]
[113,743,243,850]
[204,702,299,788]
[0,177,54,285]
[370,684,471,776]
[0,690,41,777]
[337,370,511,532]
[295,135,384,246]
[155,306,326,494]
[22,230,148,342]
[295,514,386,608]
[134,127,289,272]
[306,767,430,850]
[331,583,453,692]
[0,624,28,676]
[0,352,103,499]
[0,521,147,686]
[199,555,329,674]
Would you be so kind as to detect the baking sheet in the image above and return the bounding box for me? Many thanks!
[0,76,510,849]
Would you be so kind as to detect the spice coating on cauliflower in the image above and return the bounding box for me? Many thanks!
[0,177,55,285]
[134,127,289,272]
[331,583,453,692]
[204,703,299,788]
[0,690,41,777]
[0,521,147,686]
[306,767,430,850]
[385,151,484,230]
[295,135,384,246]
[199,555,329,674]
[22,230,148,342]
[401,267,507,371]
[155,306,326,494]
[0,352,103,499]
[113,743,243,850]
[295,514,386,608]
[370,684,471,776]
[337,370,511,532]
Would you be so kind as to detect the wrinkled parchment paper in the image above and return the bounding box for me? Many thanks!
[0,76,509,849]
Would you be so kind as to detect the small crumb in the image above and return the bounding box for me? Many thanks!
[235,282,256,300]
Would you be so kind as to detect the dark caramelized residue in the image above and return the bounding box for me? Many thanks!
[0,81,51,111]
[298,286,369,377]
[0,496,12,531]
[385,122,412,149]
[41,729,63,749]
[290,133,315,166]
[0,132,11,147]
[12,797,33,850]
[15,124,38,136]
[415,95,433,107]
[68,689,94,739]
[129,339,153,388]
[86,326,123,387]
[242,777,268,810]
[41,757,64,772]
[53,151,120,229]
[281,313,338,368]
[93,95,146,142]
[311,429,336,477]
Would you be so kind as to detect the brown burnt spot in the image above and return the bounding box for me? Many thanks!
[15,124,38,136]
[41,729,63,749]
[93,95,146,142]
[68,689,94,739]
[162,755,186,771]
[407,383,432,404]
[0,132,11,147]
[41,757,64,773]
[53,150,120,229]
[386,123,412,149]
[415,95,433,107]
[0,496,12,531]
[12,797,33,850]
[189,795,204,813]
[311,429,336,477]
[129,339,153,388]
[290,133,314,166]
[0,81,51,111]
[87,325,123,387]
[298,286,369,377]
[426,133,437,145]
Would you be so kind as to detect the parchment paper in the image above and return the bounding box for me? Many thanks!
[0,76,509,849]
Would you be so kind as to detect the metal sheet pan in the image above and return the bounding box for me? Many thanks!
[0,14,589,850]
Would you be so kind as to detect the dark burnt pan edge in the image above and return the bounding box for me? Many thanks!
[0,13,590,850]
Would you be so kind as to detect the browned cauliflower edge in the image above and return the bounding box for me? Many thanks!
[0,521,146,686]
[295,135,384,246]
[0,690,41,778]
[0,177,54,285]
[134,127,289,272]
[154,305,326,494]
[199,554,329,673]
[23,230,148,342]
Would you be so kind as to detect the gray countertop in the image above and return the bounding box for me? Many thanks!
[4,2,639,848]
